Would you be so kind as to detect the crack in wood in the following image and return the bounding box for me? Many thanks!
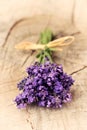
[21,50,35,67]
[26,109,35,130]
[26,118,34,130]
[71,0,76,25]
[21,54,31,67]
[3,18,30,47]
[70,66,87,75]
[71,31,80,36]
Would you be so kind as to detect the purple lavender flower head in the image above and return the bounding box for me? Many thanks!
[15,60,74,109]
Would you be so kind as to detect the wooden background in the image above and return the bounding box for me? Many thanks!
[0,0,87,130]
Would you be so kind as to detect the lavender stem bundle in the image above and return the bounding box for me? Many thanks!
[15,29,74,109]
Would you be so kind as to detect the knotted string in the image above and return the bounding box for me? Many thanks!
[15,36,74,51]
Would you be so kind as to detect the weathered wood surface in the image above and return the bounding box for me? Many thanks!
[0,1,87,130]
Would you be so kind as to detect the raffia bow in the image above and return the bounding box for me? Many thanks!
[15,36,74,51]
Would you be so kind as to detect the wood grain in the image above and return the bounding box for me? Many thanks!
[0,1,87,130]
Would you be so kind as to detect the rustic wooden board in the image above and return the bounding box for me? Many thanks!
[0,15,87,130]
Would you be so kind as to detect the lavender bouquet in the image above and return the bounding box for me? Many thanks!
[15,29,74,109]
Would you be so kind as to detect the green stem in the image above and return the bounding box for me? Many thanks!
[44,49,53,63]
[36,29,54,63]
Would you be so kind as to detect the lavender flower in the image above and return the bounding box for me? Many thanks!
[15,60,74,109]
